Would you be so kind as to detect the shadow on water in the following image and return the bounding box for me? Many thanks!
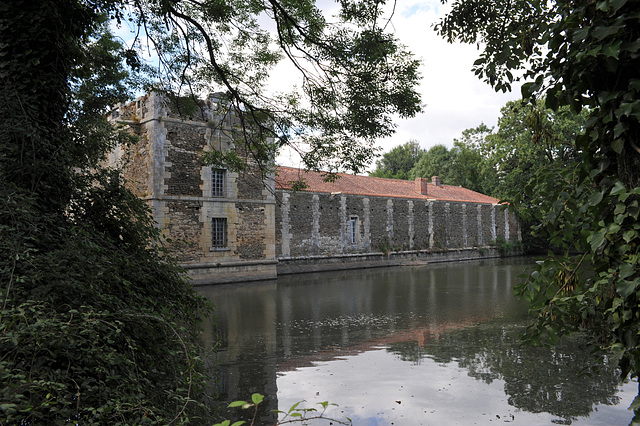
[198,258,636,425]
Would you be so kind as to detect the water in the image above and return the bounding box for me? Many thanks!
[198,258,637,425]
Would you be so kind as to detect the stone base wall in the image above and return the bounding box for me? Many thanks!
[184,260,278,285]
[276,247,510,275]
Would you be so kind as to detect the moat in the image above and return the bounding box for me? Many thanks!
[198,258,637,425]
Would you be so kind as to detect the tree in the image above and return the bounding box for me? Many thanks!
[483,100,585,200]
[0,0,422,423]
[479,100,586,251]
[437,0,640,397]
[1,3,210,423]
[410,144,453,181]
[369,140,424,180]
[127,0,422,175]
[409,125,493,194]
[448,124,495,194]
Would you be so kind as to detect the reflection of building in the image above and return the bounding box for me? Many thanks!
[200,261,628,425]
[110,94,521,284]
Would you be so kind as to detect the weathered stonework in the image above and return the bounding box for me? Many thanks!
[110,94,522,284]
[273,189,521,274]
[110,93,278,284]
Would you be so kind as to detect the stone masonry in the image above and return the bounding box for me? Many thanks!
[110,94,522,284]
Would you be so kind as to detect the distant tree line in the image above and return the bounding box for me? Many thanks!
[370,99,588,252]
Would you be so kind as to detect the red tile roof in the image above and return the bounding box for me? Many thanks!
[275,166,500,204]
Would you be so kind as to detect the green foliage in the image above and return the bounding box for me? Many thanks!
[1,0,210,423]
[213,394,351,426]
[369,140,424,180]
[409,124,495,194]
[1,0,422,422]
[490,237,524,256]
[410,144,452,182]
[383,100,586,254]
[448,128,496,193]
[483,100,586,202]
[124,0,422,175]
[480,100,587,252]
[0,176,211,424]
[439,0,640,387]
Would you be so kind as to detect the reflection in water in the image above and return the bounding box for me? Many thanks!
[387,322,626,423]
[198,258,636,425]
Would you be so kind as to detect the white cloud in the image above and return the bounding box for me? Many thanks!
[111,1,522,169]
[377,0,520,155]
[273,1,522,169]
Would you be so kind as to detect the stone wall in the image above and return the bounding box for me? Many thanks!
[275,191,521,263]
[110,93,278,283]
[109,93,522,285]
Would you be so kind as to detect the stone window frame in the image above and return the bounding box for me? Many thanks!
[211,168,226,197]
[349,216,358,245]
[211,217,228,249]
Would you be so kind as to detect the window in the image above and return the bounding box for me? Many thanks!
[211,218,227,248]
[350,217,358,244]
[212,169,226,197]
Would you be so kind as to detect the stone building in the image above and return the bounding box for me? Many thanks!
[274,167,520,274]
[109,94,521,284]
[108,92,278,284]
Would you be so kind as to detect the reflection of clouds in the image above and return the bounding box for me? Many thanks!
[278,349,517,425]
[277,348,637,426]
[203,259,636,424]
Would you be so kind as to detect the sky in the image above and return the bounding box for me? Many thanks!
[273,0,522,169]
[113,1,522,170]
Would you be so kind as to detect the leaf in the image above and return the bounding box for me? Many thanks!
[619,263,635,281]
[592,24,624,41]
[251,393,264,405]
[231,422,246,426]
[521,82,536,98]
[614,121,628,138]
[228,401,248,408]
[602,42,621,59]
[572,27,589,42]
[611,139,623,153]
[611,181,626,196]
[616,279,639,299]
[608,223,620,234]
[588,190,604,206]
[610,0,628,12]
[589,230,606,251]
[623,230,637,243]
[288,401,302,414]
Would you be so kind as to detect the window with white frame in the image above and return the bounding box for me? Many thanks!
[350,216,358,244]
[212,169,226,197]
[211,218,227,248]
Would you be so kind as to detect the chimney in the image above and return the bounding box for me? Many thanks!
[415,177,429,195]
[431,176,442,186]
